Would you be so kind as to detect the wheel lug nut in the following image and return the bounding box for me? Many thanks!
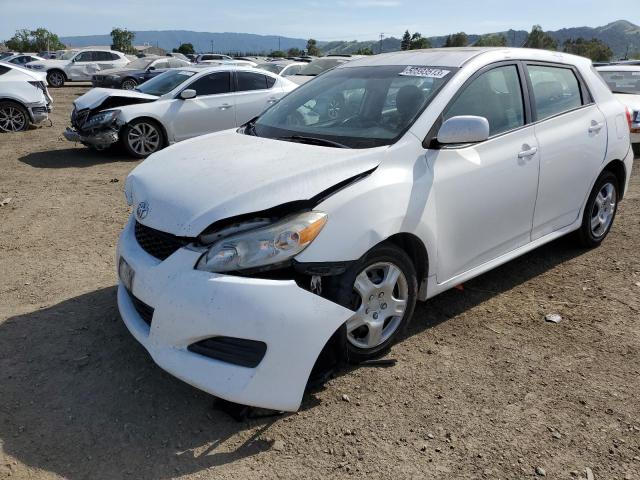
[373,312,379,320]
[378,292,384,298]
[381,303,387,310]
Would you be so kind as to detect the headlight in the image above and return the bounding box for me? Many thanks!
[30,65,45,70]
[196,211,327,273]
[82,110,120,129]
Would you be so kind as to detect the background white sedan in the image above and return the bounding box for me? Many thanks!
[64,66,298,157]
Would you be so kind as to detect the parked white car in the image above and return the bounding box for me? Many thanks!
[255,61,306,77]
[195,54,232,63]
[117,48,633,411]
[25,49,130,88]
[3,53,46,66]
[0,62,52,132]
[597,65,640,152]
[63,66,297,157]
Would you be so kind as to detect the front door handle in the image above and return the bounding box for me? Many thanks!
[219,104,233,110]
[588,120,605,133]
[266,97,278,104]
[517,146,538,158]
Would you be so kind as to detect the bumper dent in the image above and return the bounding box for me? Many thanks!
[64,127,119,149]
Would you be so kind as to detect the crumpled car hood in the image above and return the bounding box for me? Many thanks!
[126,130,384,237]
[73,88,158,110]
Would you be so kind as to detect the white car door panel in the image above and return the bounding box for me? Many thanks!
[527,64,608,240]
[234,71,282,125]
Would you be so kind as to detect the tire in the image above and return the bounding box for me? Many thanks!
[574,170,619,248]
[46,70,66,88]
[325,243,418,363]
[0,101,30,132]
[120,119,164,158]
[121,78,137,90]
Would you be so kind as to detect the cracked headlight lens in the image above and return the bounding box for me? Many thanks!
[82,110,119,129]
[196,211,327,273]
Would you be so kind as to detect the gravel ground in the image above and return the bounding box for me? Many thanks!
[1,85,639,480]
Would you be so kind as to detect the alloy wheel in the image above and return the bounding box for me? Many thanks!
[345,262,408,350]
[127,122,161,156]
[590,182,616,238]
[0,105,28,132]
[121,79,137,90]
[48,71,65,87]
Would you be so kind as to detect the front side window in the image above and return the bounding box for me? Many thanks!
[254,65,455,148]
[444,65,525,137]
[527,65,582,121]
[153,60,170,70]
[237,72,270,91]
[598,70,640,95]
[74,52,94,62]
[188,72,231,96]
[282,64,303,76]
[136,69,195,96]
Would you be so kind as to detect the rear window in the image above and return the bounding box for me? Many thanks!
[598,70,640,95]
[527,65,583,121]
[237,72,271,91]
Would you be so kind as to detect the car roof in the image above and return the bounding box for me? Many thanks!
[341,47,589,69]
[596,65,640,72]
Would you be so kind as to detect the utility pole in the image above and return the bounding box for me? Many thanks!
[278,36,281,51]
[379,33,385,54]
[210,40,214,53]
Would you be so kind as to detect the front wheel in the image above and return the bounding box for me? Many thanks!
[46,70,66,88]
[574,171,619,248]
[120,119,164,158]
[121,78,137,90]
[326,243,417,363]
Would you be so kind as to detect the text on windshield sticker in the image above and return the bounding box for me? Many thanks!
[399,66,451,78]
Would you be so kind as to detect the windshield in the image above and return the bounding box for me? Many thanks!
[126,57,157,70]
[256,63,283,74]
[136,69,195,96]
[253,65,455,148]
[297,58,347,76]
[59,51,77,60]
[599,70,640,94]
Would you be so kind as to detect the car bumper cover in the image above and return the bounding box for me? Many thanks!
[63,127,119,149]
[116,216,353,411]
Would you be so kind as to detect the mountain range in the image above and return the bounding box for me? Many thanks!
[59,20,640,58]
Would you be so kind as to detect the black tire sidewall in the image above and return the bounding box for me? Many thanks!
[326,243,418,363]
[121,78,137,90]
[578,171,619,248]
[120,119,164,158]
[0,101,29,132]
[46,70,65,88]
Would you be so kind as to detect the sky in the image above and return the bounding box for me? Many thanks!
[1,0,638,41]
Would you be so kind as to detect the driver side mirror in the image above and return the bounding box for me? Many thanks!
[147,66,155,71]
[437,116,490,145]
[180,89,196,100]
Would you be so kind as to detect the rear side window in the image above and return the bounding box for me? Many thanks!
[188,72,231,96]
[527,65,582,121]
[444,65,525,137]
[109,52,121,61]
[74,51,94,62]
[94,51,113,61]
[237,72,270,91]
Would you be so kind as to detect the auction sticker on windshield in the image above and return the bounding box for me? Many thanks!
[399,66,450,78]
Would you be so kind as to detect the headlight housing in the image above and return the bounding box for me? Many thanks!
[82,110,120,129]
[196,211,327,273]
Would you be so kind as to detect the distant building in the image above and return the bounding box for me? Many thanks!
[135,45,166,56]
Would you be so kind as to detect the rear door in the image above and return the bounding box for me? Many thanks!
[526,63,608,240]
[233,71,282,124]
[170,71,236,141]
[67,51,97,80]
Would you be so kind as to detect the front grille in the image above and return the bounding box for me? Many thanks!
[126,289,154,326]
[134,221,190,261]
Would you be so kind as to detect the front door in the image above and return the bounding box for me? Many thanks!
[429,64,540,283]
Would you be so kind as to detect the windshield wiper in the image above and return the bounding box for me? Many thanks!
[278,135,350,149]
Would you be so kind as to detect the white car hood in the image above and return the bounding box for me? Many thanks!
[73,88,159,110]
[127,130,384,237]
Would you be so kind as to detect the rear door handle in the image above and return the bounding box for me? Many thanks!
[517,146,538,158]
[589,121,605,133]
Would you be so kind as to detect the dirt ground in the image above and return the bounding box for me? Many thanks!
[1,84,639,480]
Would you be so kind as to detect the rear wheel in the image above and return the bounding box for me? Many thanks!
[120,119,164,158]
[0,101,29,132]
[326,244,417,363]
[46,70,65,88]
[574,171,618,248]
[121,78,137,90]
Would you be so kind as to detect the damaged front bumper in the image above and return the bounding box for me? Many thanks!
[63,126,119,149]
[27,102,52,125]
[116,216,354,411]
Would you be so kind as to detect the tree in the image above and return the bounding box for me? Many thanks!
[401,30,412,51]
[270,50,286,58]
[175,43,195,55]
[474,34,507,47]
[354,47,374,55]
[306,39,321,56]
[409,32,431,50]
[563,37,613,62]
[110,28,136,54]
[5,28,64,52]
[444,32,468,47]
[287,47,303,57]
[524,25,557,50]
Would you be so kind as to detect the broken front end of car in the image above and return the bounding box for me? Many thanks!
[64,107,121,149]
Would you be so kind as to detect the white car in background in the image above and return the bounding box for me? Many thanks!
[3,53,46,66]
[25,49,130,88]
[0,62,52,132]
[597,65,640,153]
[195,54,232,63]
[117,48,633,411]
[255,61,306,77]
[63,66,297,157]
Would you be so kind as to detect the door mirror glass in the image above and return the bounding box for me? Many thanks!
[437,116,490,144]
[180,89,197,100]
[148,66,155,71]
